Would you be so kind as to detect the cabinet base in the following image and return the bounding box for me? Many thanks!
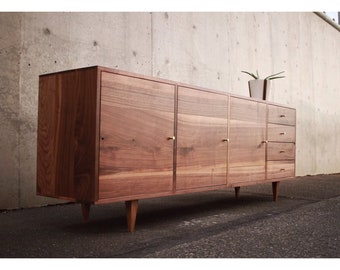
[81,203,91,223]
[125,200,139,232]
[272,181,280,201]
[234,187,241,199]
[233,181,281,202]
[80,182,281,232]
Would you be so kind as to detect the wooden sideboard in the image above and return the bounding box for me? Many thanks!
[37,66,296,232]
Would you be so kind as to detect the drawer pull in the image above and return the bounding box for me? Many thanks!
[280,168,285,171]
[279,150,285,153]
[280,114,286,118]
[167,136,176,141]
[262,140,268,144]
[280,132,286,135]
[222,138,229,142]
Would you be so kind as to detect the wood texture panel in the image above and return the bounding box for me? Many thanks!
[267,124,295,142]
[99,72,175,200]
[267,142,295,160]
[37,67,99,201]
[37,75,59,197]
[268,105,296,125]
[267,161,295,179]
[228,97,266,186]
[99,173,173,200]
[228,166,266,186]
[176,87,228,190]
[229,97,266,167]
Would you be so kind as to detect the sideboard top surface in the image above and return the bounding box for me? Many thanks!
[39,65,295,110]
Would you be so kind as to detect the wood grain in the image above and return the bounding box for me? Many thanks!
[37,75,59,197]
[176,86,228,190]
[228,97,266,186]
[267,142,295,160]
[37,67,99,201]
[267,124,295,142]
[99,172,173,200]
[99,72,175,199]
[228,166,266,186]
[268,105,296,125]
[267,160,295,179]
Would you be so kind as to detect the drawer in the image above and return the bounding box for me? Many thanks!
[268,124,295,142]
[267,142,295,160]
[267,161,295,179]
[228,165,266,186]
[268,105,296,125]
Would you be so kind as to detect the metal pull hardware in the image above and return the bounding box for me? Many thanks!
[280,168,285,171]
[280,132,286,135]
[279,150,285,153]
[222,138,229,142]
[280,114,286,118]
[262,140,268,144]
[167,136,176,141]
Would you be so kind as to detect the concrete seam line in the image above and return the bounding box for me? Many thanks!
[314,12,340,32]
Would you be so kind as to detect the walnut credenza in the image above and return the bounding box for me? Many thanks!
[37,66,296,232]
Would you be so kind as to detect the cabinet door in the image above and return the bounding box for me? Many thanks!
[176,87,228,190]
[98,72,175,201]
[228,97,266,186]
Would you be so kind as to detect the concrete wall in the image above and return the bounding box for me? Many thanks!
[0,13,21,209]
[1,12,339,209]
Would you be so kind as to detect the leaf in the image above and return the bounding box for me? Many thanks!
[241,70,259,80]
[267,75,285,80]
[242,70,285,80]
[264,71,285,80]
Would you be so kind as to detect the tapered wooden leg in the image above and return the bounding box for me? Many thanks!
[81,202,91,223]
[125,200,139,233]
[234,187,241,199]
[272,181,280,202]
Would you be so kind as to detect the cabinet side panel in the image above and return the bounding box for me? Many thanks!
[37,68,99,202]
[37,75,59,197]
[71,68,99,201]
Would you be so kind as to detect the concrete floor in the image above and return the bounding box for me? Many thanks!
[0,174,339,259]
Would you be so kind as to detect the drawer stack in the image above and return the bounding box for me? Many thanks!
[266,105,296,180]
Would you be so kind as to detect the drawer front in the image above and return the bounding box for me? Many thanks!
[268,124,295,142]
[268,105,296,125]
[267,143,295,160]
[228,165,266,186]
[267,161,295,179]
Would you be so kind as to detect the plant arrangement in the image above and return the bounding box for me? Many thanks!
[241,70,285,80]
[241,70,285,100]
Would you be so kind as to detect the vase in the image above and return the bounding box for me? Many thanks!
[248,79,271,100]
